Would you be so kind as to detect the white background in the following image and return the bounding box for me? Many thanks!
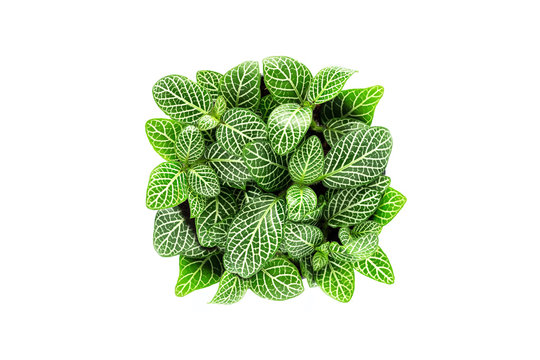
[1,0,539,359]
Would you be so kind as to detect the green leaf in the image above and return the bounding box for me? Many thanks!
[288,136,324,184]
[224,194,286,278]
[196,191,238,247]
[205,142,251,190]
[316,257,355,302]
[153,206,216,258]
[209,271,249,304]
[197,115,220,131]
[153,75,212,124]
[216,108,267,156]
[220,61,260,111]
[267,104,312,155]
[210,95,227,119]
[187,164,220,198]
[187,187,207,218]
[323,117,368,147]
[259,95,280,122]
[243,141,290,192]
[322,127,393,189]
[262,56,312,104]
[146,162,188,210]
[312,250,329,272]
[286,184,317,221]
[249,257,304,301]
[206,216,233,248]
[324,187,382,228]
[145,118,183,161]
[353,246,394,284]
[283,222,323,259]
[321,86,384,125]
[366,175,391,194]
[372,187,407,226]
[339,221,382,244]
[237,184,264,208]
[329,232,378,262]
[175,254,223,297]
[307,66,356,104]
[299,256,317,288]
[175,125,205,164]
[196,70,223,101]
[299,195,326,225]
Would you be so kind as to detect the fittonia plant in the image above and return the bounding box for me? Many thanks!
[145,56,406,303]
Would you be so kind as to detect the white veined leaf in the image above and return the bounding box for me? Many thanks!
[312,250,329,272]
[146,162,188,210]
[187,187,207,218]
[197,115,220,131]
[153,75,212,124]
[175,254,223,297]
[321,86,384,125]
[175,125,205,164]
[307,66,356,104]
[262,56,312,104]
[216,108,267,156]
[322,127,393,189]
[324,187,382,228]
[372,187,407,226]
[283,222,323,259]
[205,142,251,190]
[196,191,238,247]
[206,216,233,248]
[329,232,379,262]
[259,94,280,122]
[209,271,249,304]
[366,175,391,194]
[237,184,264,208]
[268,103,312,155]
[249,257,304,301]
[187,164,220,198]
[323,117,368,147]
[299,256,317,288]
[153,206,216,258]
[220,61,261,111]
[196,70,223,101]
[210,95,228,120]
[286,184,317,221]
[299,195,326,225]
[353,246,394,284]
[339,221,382,245]
[145,118,183,161]
[243,141,290,192]
[224,194,286,278]
[315,256,355,302]
[288,135,324,184]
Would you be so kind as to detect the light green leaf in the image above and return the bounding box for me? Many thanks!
[197,115,220,131]
[312,250,329,272]
[209,271,249,304]
[146,162,188,210]
[283,222,323,259]
[372,187,407,225]
[315,257,355,302]
[339,221,382,245]
[323,117,368,147]
[145,118,183,161]
[196,191,238,247]
[366,175,391,194]
[288,136,324,184]
[210,95,227,119]
[249,257,304,301]
[353,246,395,284]
[187,164,220,198]
[196,70,223,101]
[299,256,317,288]
[206,216,233,248]
[262,56,312,104]
[321,86,384,125]
[324,187,382,228]
[175,254,223,297]
[259,95,280,121]
[267,103,312,155]
[286,184,317,222]
[187,187,207,218]
[175,125,204,164]
[329,232,379,262]
[216,108,267,156]
[153,75,211,124]
[153,206,215,258]
[307,66,356,104]
[220,61,260,111]
[224,194,286,278]
[322,127,393,189]
[243,141,290,192]
[205,142,251,190]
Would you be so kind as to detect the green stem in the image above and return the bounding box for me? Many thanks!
[310,120,324,133]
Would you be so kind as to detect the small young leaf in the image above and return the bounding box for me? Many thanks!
[206,216,233,248]
[196,191,238,247]
[249,257,304,301]
[196,70,223,101]
[205,142,251,190]
[220,61,261,111]
[210,95,227,119]
[259,95,280,122]
[307,66,356,104]
[286,184,317,222]
[353,246,394,284]
[243,141,290,192]
[146,162,188,210]
[324,187,382,228]
[153,75,212,124]
[283,222,323,259]
[262,56,312,104]
[288,136,324,184]
[299,256,317,288]
[209,271,249,304]
[329,232,379,262]
[216,108,267,156]
[187,187,207,218]
[188,164,220,198]
[237,184,264,208]
[372,187,407,226]
[339,221,382,245]
[315,257,355,302]
[323,117,368,147]
[321,86,384,125]
[145,118,183,161]
[175,254,223,297]
[366,175,391,194]
[176,125,205,164]
[197,115,220,131]
[267,103,312,155]
[299,195,326,225]
[312,250,329,272]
